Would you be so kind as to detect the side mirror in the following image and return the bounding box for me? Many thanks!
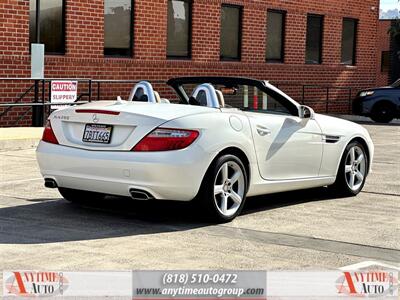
[298,105,315,119]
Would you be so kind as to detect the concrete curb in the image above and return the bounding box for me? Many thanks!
[0,127,43,152]
[0,138,40,151]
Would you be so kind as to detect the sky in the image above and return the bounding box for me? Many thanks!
[380,0,399,19]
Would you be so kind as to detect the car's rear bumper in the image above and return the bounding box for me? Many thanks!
[36,141,214,201]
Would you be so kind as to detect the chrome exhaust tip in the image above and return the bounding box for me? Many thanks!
[129,189,154,201]
[44,178,58,189]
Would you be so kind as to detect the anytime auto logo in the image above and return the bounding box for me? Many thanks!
[4,271,69,297]
[336,270,398,297]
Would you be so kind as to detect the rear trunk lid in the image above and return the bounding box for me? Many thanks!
[49,101,213,151]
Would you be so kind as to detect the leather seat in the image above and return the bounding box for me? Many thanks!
[128,81,157,103]
[154,91,170,103]
[154,91,161,103]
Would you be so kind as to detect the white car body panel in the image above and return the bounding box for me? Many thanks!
[36,142,213,201]
[52,101,213,151]
[245,111,323,180]
[313,114,374,177]
[36,82,374,203]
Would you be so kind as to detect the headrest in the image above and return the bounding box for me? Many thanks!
[128,81,157,103]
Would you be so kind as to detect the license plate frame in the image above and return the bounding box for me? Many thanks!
[82,124,113,144]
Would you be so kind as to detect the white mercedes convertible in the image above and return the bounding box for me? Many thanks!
[36,77,374,222]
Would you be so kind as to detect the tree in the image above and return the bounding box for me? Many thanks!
[388,19,400,38]
[388,17,400,61]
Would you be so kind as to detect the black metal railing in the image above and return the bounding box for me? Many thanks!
[0,78,93,127]
[0,77,357,127]
[274,83,353,114]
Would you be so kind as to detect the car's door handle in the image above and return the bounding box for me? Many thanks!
[256,125,271,136]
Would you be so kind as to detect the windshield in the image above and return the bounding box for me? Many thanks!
[391,78,400,88]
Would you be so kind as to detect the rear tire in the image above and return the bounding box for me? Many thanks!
[370,102,394,123]
[197,154,248,223]
[58,188,105,203]
[329,141,368,196]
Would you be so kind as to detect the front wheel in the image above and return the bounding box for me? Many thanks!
[197,154,248,223]
[58,187,105,203]
[370,102,394,123]
[330,141,368,196]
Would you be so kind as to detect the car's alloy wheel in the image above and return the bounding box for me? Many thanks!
[330,141,368,196]
[197,154,248,222]
[213,161,245,218]
[344,145,366,192]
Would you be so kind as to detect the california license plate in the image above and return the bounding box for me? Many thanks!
[82,124,113,144]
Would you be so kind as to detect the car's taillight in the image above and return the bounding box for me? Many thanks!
[42,120,59,144]
[132,128,199,151]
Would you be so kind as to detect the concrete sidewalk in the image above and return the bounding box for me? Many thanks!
[0,127,43,151]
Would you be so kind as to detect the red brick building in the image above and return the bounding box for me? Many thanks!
[376,20,391,86]
[0,0,381,126]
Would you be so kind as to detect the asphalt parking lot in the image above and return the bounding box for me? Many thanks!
[0,122,399,274]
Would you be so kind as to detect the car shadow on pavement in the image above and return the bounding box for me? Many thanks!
[0,196,210,244]
[0,187,339,244]
[242,187,338,215]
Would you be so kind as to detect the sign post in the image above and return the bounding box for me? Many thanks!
[31,43,45,127]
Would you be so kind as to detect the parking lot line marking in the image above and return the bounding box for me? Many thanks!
[373,160,399,165]
[362,190,400,197]
[204,225,400,263]
[339,260,400,271]
[0,178,42,185]
[370,143,400,146]
[0,153,37,158]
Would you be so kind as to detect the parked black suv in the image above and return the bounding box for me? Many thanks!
[353,79,400,123]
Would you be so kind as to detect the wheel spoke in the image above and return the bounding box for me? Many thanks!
[356,153,364,165]
[214,185,224,196]
[221,163,229,181]
[220,195,228,214]
[345,165,352,173]
[350,147,356,163]
[349,173,355,188]
[229,191,242,204]
[230,171,241,184]
[355,171,364,182]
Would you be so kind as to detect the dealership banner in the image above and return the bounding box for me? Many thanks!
[3,271,132,298]
[2,270,398,299]
[132,271,266,299]
[266,271,398,299]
